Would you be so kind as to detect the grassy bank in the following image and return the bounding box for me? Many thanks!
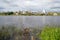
[38,26,60,40]
[0,25,60,40]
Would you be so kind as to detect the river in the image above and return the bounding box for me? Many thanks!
[0,16,60,28]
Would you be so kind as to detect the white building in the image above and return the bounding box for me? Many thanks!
[22,11,26,14]
[53,13,58,16]
[42,9,46,13]
[14,12,19,15]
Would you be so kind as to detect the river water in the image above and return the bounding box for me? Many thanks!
[0,16,60,28]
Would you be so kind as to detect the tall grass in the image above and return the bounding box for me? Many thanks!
[0,25,60,40]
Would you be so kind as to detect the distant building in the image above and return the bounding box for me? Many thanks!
[22,11,26,14]
[53,13,58,16]
[40,9,47,16]
[42,10,46,13]
[14,12,19,15]
[16,12,19,15]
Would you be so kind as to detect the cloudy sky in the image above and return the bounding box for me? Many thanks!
[0,0,60,12]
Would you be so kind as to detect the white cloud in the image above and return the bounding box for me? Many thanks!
[0,0,60,12]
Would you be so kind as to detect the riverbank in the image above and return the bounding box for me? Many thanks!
[0,25,60,40]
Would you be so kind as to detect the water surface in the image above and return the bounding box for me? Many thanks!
[0,16,60,27]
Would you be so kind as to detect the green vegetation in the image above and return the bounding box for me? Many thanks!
[38,26,60,40]
[0,11,60,16]
[0,25,60,40]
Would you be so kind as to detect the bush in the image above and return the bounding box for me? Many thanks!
[38,27,60,40]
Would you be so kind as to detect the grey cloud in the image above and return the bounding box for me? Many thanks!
[0,7,5,9]
[0,0,60,12]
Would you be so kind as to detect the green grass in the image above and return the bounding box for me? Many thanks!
[38,26,60,40]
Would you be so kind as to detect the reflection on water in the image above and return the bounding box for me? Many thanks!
[0,16,60,27]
